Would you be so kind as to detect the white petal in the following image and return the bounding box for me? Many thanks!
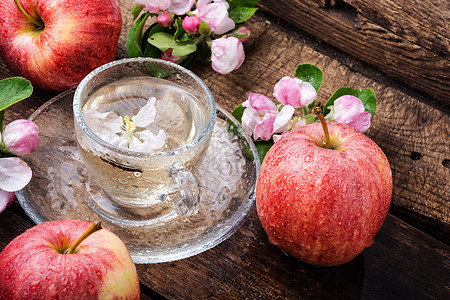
[0,189,15,213]
[135,97,157,128]
[0,157,32,192]
[273,105,295,133]
[83,109,122,134]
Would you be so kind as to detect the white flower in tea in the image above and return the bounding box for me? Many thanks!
[82,97,167,152]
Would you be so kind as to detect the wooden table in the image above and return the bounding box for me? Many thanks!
[1,0,449,298]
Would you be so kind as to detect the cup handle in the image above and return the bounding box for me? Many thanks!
[161,161,200,216]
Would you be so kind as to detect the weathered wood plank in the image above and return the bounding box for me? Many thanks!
[135,210,449,299]
[344,0,449,58]
[258,0,450,107]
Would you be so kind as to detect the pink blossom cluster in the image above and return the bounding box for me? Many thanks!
[242,76,317,141]
[135,0,252,74]
[0,120,39,213]
[241,77,372,141]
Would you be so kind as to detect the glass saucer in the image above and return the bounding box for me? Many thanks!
[16,90,260,263]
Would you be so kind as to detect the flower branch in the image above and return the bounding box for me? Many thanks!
[127,0,260,74]
[231,63,377,162]
[0,77,38,213]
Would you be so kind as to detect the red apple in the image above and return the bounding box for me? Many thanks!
[0,0,122,91]
[0,220,140,299]
[256,119,392,266]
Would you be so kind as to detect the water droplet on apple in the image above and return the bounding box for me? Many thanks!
[304,153,314,163]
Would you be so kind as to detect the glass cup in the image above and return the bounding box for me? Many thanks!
[73,58,216,217]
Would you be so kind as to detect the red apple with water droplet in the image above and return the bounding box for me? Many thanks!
[0,0,122,91]
[256,111,392,266]
[0,220,140,299]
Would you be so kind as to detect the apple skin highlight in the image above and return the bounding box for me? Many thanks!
[0,220,140,299]
[0,0,122,91]
[256,122,392,266]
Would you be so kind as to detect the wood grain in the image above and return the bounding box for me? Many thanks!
[258,0,450,108]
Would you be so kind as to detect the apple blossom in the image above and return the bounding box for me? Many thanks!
[1,119,39,156]
[330,95,372,133]
[135,0,171,13]
[135,0,195,15]
[0,189,15,213]
[233,26,252,43]
[242,93,294,141]
[167,0,195,15]
[194,0,235,35]
[157,13,172,27]
[211,37,245,74]
[83,97,167,152]
[182,16,202,34]
[273,76,317,108]
[0,157,32,193]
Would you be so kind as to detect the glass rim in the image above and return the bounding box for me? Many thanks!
[73,57,216,158]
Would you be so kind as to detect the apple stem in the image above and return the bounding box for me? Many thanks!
[14,0,44,28]
[312,106,332,149]
[65,222,102,255]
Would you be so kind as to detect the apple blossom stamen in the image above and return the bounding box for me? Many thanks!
[312,106,332,149]
[65,222,102,254]
[13,0,44,29]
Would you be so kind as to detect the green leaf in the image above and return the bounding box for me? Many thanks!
[131,4,143,20]
[142,23,173,58]
[0,77,33,111]
[126,12,150,57]
[0,110,4,132]
[323,87,377,116]
[143,43,162,58]
[294,63,323,93]
[179,33,193,42]
[229,7,258,23]
[148,32,197,57]
[227,0,261,10]
[254,140,273,163]
[231,103,245,123]
[174,19,186,41]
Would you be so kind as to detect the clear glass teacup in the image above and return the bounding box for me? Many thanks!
[73,58,216,217]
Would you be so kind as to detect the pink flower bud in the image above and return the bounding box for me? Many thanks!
[161,49,184,64]
[0,189,15,213]
[157,13,172,27]
[182,16,201,34]
[211,37,245,74]
[2,119,39,155]
[333,95,371,132]
[233,26,252,42]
